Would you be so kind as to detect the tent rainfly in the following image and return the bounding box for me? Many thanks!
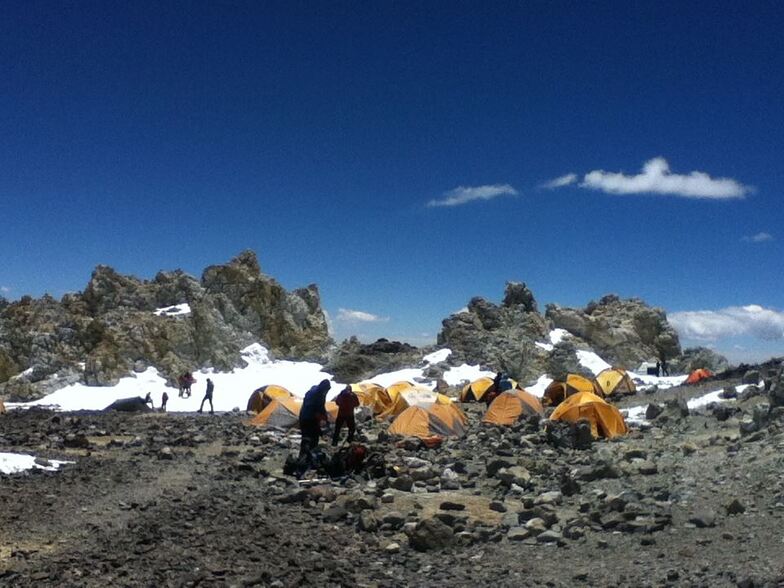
[594,368,637,397]
[549,391,628,439]
[543,374,603,406]
[482,389,544,426]
[246,385,294,413]
[388,403,467,439]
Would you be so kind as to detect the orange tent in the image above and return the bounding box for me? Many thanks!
[482,389,544,426]
[246,384,294,413]
[685,368,713,385]
[377,387,452,420]
[543,374,603,406]
[388,403,467,439]
[350,382,391,414]
[550,391,628,439]
[246,397,301,428]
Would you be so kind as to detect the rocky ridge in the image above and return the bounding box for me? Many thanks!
[437,285,701,382]
[0,251,330,401]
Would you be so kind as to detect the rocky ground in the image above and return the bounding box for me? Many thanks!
[3,368,784,587]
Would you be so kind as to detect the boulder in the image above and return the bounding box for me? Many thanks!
[408,517,455,551]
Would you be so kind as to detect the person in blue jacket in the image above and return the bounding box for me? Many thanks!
[298,379,331,463]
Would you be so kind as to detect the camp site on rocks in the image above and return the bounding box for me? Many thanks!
[1,252,783,586]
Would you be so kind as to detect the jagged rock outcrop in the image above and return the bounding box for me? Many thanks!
[545,294,682,370]
[0,251,331,401]
[437,282,550,383]
[670,347,730,375]
[326,337,423,383]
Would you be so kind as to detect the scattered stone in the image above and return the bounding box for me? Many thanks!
[507,527,530,541]
[439,501,466,511]
[688,511,716,528]
[726,499,746,515]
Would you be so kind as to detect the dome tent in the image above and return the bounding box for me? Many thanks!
[595,368,637,397]
[482,389,544,426]
[246,385,294,413]
[247,397,301,429]
[377,387,453,420]
[543,374,602,406]
[549,391,628,439]
[388,403,467,439]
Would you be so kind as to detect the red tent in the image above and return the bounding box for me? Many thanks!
[685,368,713,385]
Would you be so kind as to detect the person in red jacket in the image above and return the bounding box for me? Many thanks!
[332,385,360,446]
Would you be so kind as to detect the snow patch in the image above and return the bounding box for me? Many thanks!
[622,383,758,424]
[423,349,451,364]
[442,364,493,387]
[525,375,554,398]
[576,350,611,375]
[154,303,191,317]
[1,453,73,475]
[14,343,334,412]
[368,368,431,389]
[549,329,569,345]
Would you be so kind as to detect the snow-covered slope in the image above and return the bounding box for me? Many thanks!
[9,343,492,412]
[7,329,686,413]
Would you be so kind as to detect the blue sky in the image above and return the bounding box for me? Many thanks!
[1,1,783,363]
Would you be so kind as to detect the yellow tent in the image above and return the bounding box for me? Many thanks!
[388,403,467,439]
[543,374,602,406]
[460,377,494,402]
[350,382,391,414]
[246,384,294,413]
[595,368,637,397]
[460,376,522,402]
[246,397,301,428]
[549,391,628,439]
[385,380,417,400]
[482,389,544,426]
[377,387,453,420]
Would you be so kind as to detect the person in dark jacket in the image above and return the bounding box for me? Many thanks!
[298,379,331,463]
[161,391,169,412]
[198,378,214,414]
[485,372,504,406]
[332,385,360,446]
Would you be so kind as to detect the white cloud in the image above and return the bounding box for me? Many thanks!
[580,157,751,199]
[336,308,389,323]
[541,173,578,189]
[670,305,784,341]
[427,184,518,207]
[546,158,751,199]
[742,232,773,243]
[0,286,9,293]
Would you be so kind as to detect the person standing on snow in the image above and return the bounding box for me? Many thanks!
[332,385,360,446]
[298,379,331,460]
[198,378,214,414]
[161,391,169,412]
